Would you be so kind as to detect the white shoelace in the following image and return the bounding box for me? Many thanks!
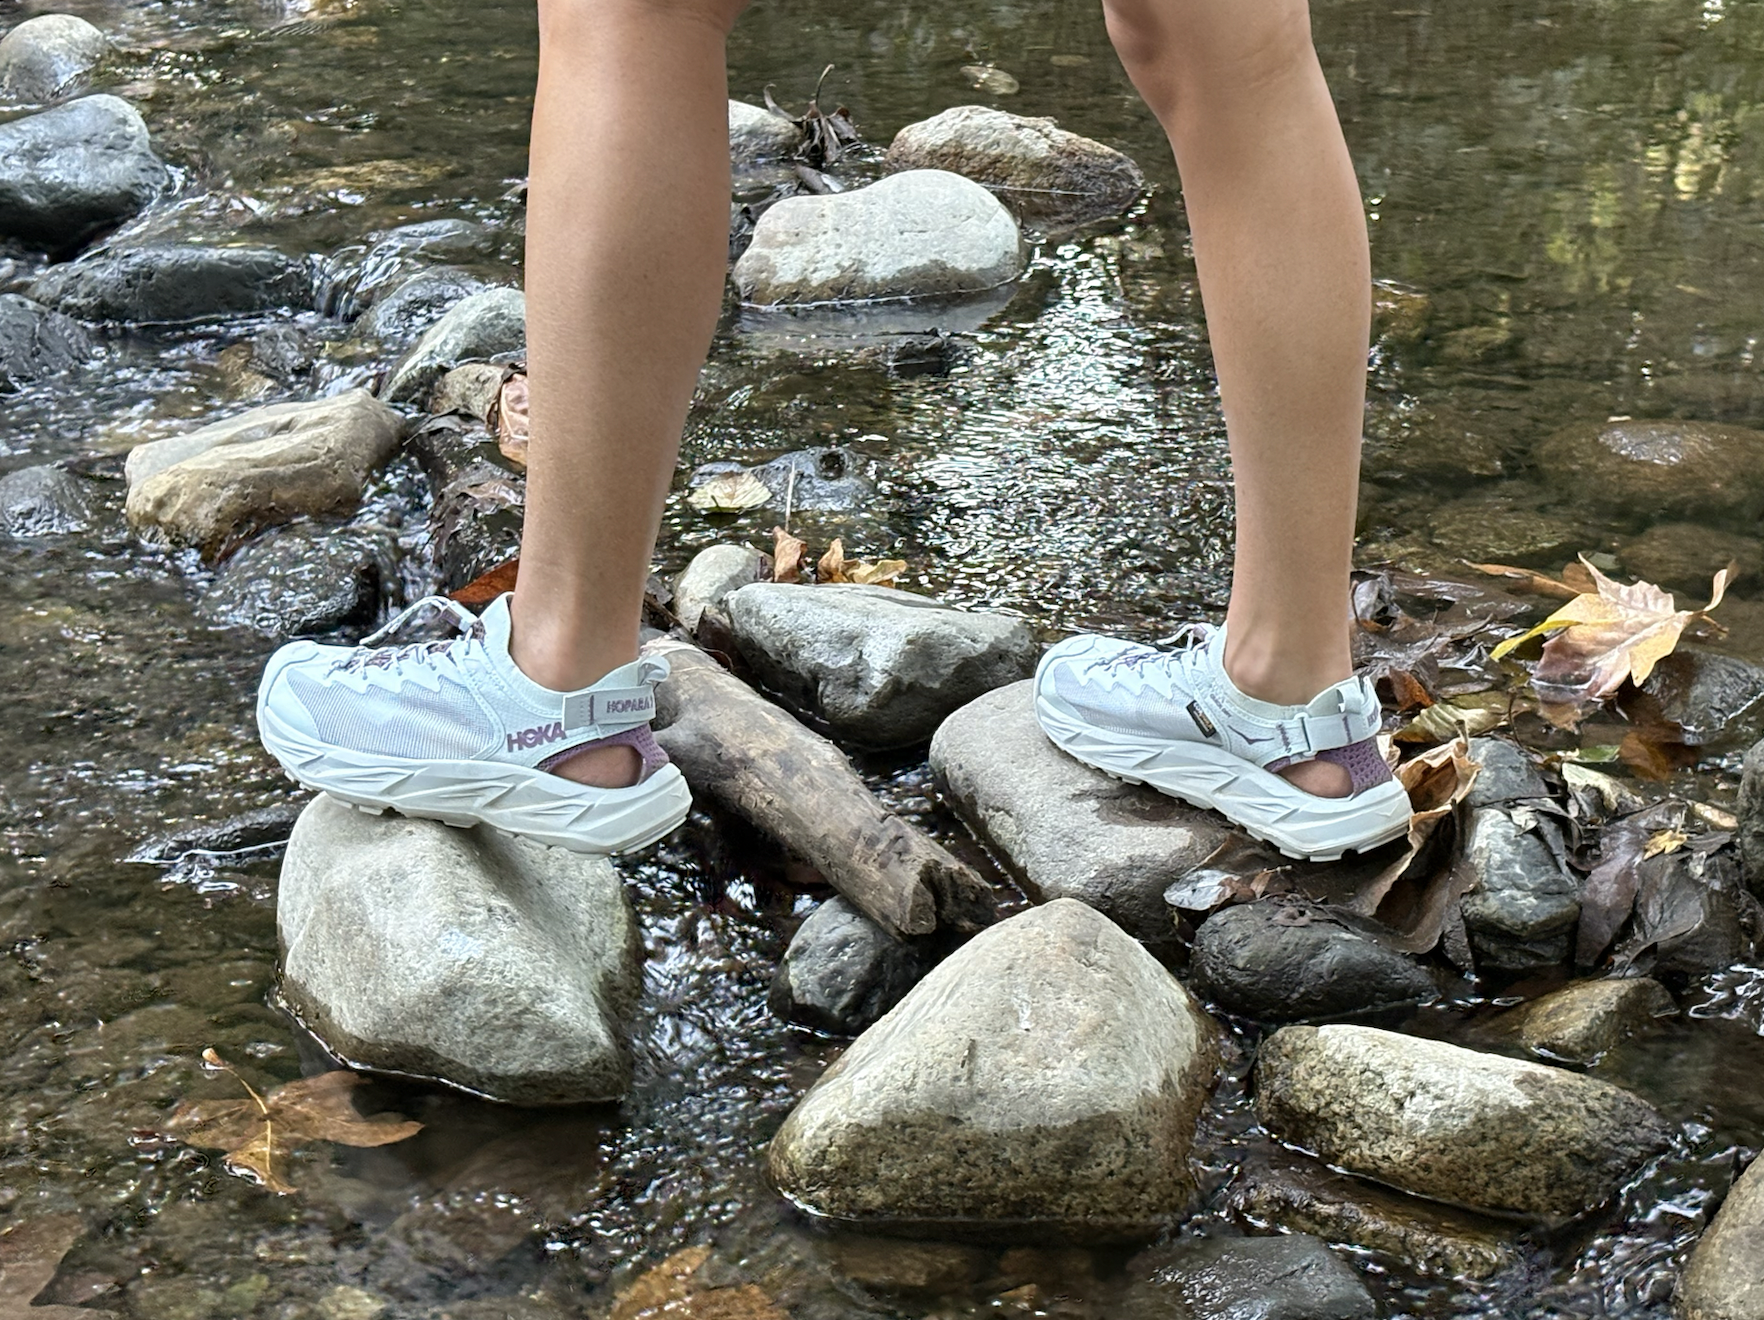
[331,595,486,675]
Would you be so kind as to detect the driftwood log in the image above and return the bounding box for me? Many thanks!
[645,638,996,938]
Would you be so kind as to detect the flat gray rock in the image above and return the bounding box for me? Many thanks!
[1121,1234,1376,1320]
[0,462,92,536]
[0,292,91,390]
[1254,1024,1672,1218]
[382,285,525,403]
[1464,737,1550,807]
[726,582,1037,749]
[930,680,1227,946]
[1459,805,1579,970]
[769,896,928,1036]
[768,898,1220,1238]
[672,542,768,633]
[30,243,313,324]
[278,795,642,1105]
[0,15,109,103]
[1510,977,1675,1065]
[125,390,404,557]
[0,94,169,253]
[732,169,1024,306]
[1681,1155,1764,1320]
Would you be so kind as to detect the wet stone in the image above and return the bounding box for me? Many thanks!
[0,14,109,103]
[687,445,871,512]
[1121,1234,1377,1320]
[278,794,642,1105]
[1739,738,1764,901]
[0,94,169,254]
[1680,1154,1764,1320]
[1424,497,1590,567]
[1535,419,1764,521]
[672,542,768,633]
[197,521,397,640]
[28,243,313,324]
[322,216,502,319]
[428,361,509,420]
[726,582,1038,749]
[1458,805,1580,971]
[768,899,1221,1239]
[382,285,526,404]
[1510,976,1675,1065]
[729,98,800,164]
[1189,899,1438,1022]
[0,462,92,536]
[356,266,488,349]
[127,800,307,862]
[1465,736,1550,807]
[732,170,1025,306]
[1610,843,1762,978]
[1634,647,1764,746]
[1619,522,1763,594]
[769,896,929,1036]
[823,1236,993,1294]
[0,291,91,390]
[1254,1024,1672,1217]
[930,680,1228,947]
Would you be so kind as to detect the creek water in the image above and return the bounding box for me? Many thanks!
[5,0,1764,1315]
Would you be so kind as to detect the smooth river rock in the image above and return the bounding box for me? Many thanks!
[1458,804,1580,971]
[30,243,314,323]
[278,794,642,1105]
[725,582,1037,749]
[0,14,109,103]
[382,285,525,403]
[729,98,799,163]
[769,896,928,1036]
[1254,1024,1672,1218]
[357,266,486,349]
[198,522,396,640]
[768,899,1220,1239]
[1740,738,1764,901]
[1535,419,1764,521]
[1680,1156,1764,1320]
[125,390,404,557]
[732,169,1024,306]
[1464,736,1550,807]
[1120,1235,1376,1320]
[0,94,169,253]
[1619,522,1764,596]
[0,462,92,536]
[1510,976,1675,1065]
[0,293,91,390]
[672,542,769,633]
[930,680,1227,946]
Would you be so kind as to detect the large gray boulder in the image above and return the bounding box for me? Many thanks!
[0,463,92,536]
[1535,420,1764,521]
[1120,1235,1376,1320]
[381,285,525,403]
[1681,1156,1764,1320]
[725,583,1037,749]
[1458,804,1580,970]
[278,795,642,1105]
[0,94,169,252]
[769,896,928,1036]
[728,99,799,164]
[930,680,1227,946]
[29,244,314,323]
[768,899,1220,1238]
[0,14,109,103]
[0,292,91,390]
[732,170,1024,306]
[124,390,404,557]
[1254,1025,1672,1218]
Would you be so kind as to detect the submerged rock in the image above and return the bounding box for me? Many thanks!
[278,794,642,1105]
[768,899,1220,1238]
[357,266,488,349]
[1619,522,1763,595]
[322,217,503,320]
[729,99,799,164]
[1190,900,1437,1022]
[1535,419,1764,521]
[930,680,1227,946]
[686,446,871,512]
[0,14,109,103]
[1610,843,1762,978]
[726,583,1037,749]
[128,800,308,863]
[1635,648,1764,746]
[382,285,525,403]
[672,542,768,633]
[769,896,928,1036]
[1680,1155,1764,1320]
[124,390,404,557]
[1254,1024,1671,1217]
[0,292,92,390]
[732,170,1024,306]
[0,94,169,253]
[1510,977,1675,1065]
[1740,739,1764,901]
[29,243,314,324]
[198,522,397,639]
[1121,1234,1376,1320]
[1458,805,1580,971]
[0,462,93,536]
[884,106,1144,223]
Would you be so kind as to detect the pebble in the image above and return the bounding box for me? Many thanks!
[1458,805,1580,971]
[0,14,109,103]
[0,292,92,390]
[29,243,314,324]
[1680,1154,1764,1320]
[381,285,525,403]
[732,170,1024,306]
[124,389,404,557]
[197,521,397,639]
[1254,1024,1672,1217]
[1121,1234,1376,1320]
[768,899,1220,1237]
[0,462,92,536]
[672,542,768,633]
[0,94,169,254]
[1535,419,1764,520]
[725,582,1038,749]
[278,794,642,1105]
[930,680,1227,946]
[769,896,929,1036]
[728,98,800,164]
[1510,977,1675,1065]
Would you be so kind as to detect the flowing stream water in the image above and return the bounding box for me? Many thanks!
[6,0,1764,1315]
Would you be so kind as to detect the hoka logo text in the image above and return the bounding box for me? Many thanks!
[508,722,566,751]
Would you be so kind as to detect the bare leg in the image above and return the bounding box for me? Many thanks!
[1105,0,1368,795]
[511,0,744,785]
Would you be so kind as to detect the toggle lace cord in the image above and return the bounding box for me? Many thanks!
[331,596,486,675]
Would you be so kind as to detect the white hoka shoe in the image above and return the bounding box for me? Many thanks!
[256,593,692,855]
[1034,625,1412,861]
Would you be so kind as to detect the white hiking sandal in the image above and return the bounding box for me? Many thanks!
[1034,625,1412,861]
[256,593,692,855]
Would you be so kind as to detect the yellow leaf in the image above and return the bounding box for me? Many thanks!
[689,471,771,514]
[845,558,906,587]
[1642,827,1690,859]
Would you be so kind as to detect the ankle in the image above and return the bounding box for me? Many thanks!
[1221,631,1352,708]
[507,591,636,693]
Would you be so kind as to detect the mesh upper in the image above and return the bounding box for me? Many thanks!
[286,668,494,761]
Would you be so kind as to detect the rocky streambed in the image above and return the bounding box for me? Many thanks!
[6,0,1764,1318]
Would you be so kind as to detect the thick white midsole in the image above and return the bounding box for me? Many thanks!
[1035,696,1412,861]
[258,704,692,855]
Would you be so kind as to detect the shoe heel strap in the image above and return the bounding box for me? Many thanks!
[560,655,670,736]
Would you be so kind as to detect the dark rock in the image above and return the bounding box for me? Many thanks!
[1618,522,1762,595]
[1190,899,1437,1021]
[0,462,92,535]
[1633,648,1764,746]
[198,522,397,640]
[30,244,314,324]
[1739,739,1764,901]
[1509,977,1675,1065]
[356,266,487,349]
[1459,805,1579,971]
[127,801,308,863]
[0,293,91,390]
[320,217,503,320]
[728,99,800,164]
[247,324,315,380]
[1535,419,1764,521]
[769,897,929,1036]
[1122,1234,1376,1320]
[687,446,870,512]
[0,14,109,103]
[1610,844,1762,978]
[1464,737,1550,807]
[0,95,170,254]
[381,286,524,404]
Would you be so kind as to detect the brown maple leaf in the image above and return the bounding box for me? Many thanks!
[771,526,807,583]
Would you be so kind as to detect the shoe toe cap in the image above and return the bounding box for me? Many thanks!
[257,640,349,746]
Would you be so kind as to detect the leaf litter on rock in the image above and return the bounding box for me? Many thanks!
[763,64,860,169]
[688,471,772,515]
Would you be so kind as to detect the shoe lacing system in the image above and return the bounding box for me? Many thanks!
[1092,623,1214,692]
[329,596,487,676]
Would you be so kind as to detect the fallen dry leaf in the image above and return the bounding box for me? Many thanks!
[164,1050,422,1195]
[1394,696,1507,745]
[817,538,906,587]
[1561,762,1648,817]
[449,557,519,609]
[489,371,530,466]
[0,1216,115,1318]
[1643,826,1690,859]
[1468,561,1581,600]
[689,471,771,515]
[1491,558,1729,722]
[611,1246,787,1320]
[771,526,807,583]
[962,63,1020,94]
